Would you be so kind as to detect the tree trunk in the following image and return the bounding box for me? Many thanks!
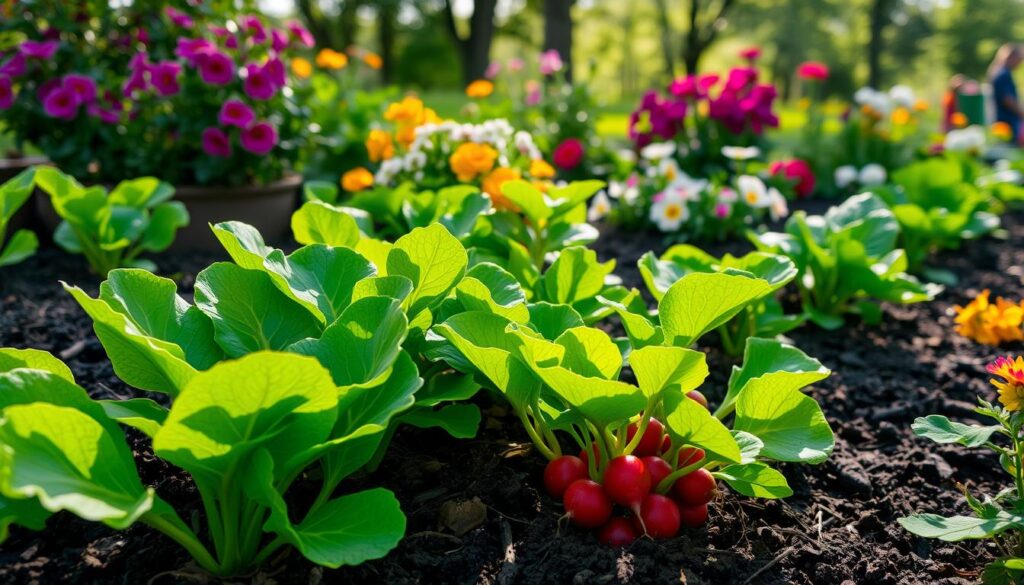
[443,0,499,85]
[867,0,892,88]
[679,0,736,74]
[543,0,574,82]
[378,1,396,84]
[653,0,675,80]
[340,1,361,48]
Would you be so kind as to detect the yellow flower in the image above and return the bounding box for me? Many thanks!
[341,167,374,192]
[951,112,968,128]
[316,48,348,70]
[384,96,425,125]
[891,107,911,126]
[988,356,1024,411]
[529,159,555,180]
[913,98,929,112]
[993,121,1014,141]
[449,142,498,182]
[365,129,395,163]
[798,97,810,111]
[363,51,383,70]
[465,80,494,99]
[955,290,1024,345]
[290,58,312,79]
[482,167,521,211]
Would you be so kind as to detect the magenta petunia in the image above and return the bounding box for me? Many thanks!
[797,61,829,81]
[202,127,232,157]
[150,61,182,96]
[175,37,216,65]
[218,99,255,128]
[240,121,278,155]
[164,6,194,28]
[552,138,584,170]
[264,58,285,89]
[63,74,97,103]
[19,40,59,59]
[539,49,563,76]
[271,29,288,53]
[243,63,275,100]
[43,86,80,120]
[0,75,13,110]
[122,53,150,97]
[87,102,120,124]
[239,15,268,44]
[198,51,235,86]
[286,21,315,48]
[0,53,25,77]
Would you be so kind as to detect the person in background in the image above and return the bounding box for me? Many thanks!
[988,43,1023,143]
[942,74,965,132]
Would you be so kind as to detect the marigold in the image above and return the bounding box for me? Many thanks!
[913,98,929,112]
[529,159,556,180]
[450,142,498,182]
[291,57,312,79]
[365,129,395,163]
[993,121,1014,141]
[951,112,968,128]
[316,48,348,70]
[384,96,425,124]
[482,167,521,210]
[363,51,383,70]
[891,107,911,126]
[954,290,1024,346]
[341,167,374,192]
[465,79,494,99]
[988,356,1024,411]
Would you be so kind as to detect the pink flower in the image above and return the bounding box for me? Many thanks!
[37,78,60,103]
[240,15,268,44]
[507,58,524,72]
[525,87,541,107]
[123,53,150,97]
[150,62,181,96]
[240,121,278,155]
[63,74,97,103]
[0,75,13,110]
[218,99,255,128]
[271,29,288,53]
[176,38,216,65]
[769,159,815,197]
[164,6,194,28]
[87,102,120,124]
[43,86,80,120]
[0,53,25,77]
[739,47,762,61]
[198,51,235,86]
[202,127,232,157]
[243,63,275,100]
[797,61,829,81]
[264,57,285,88]
[286,21,315,48]
[714,202,731,219]
[669,75,705,100]
[552,138,584,170]
[485,61,502,79]
[19,40,59,59]
[539,49,563,76]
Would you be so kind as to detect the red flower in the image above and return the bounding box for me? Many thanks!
[769,159,815,198]
[552,138,584,170]
[797,61,829,81]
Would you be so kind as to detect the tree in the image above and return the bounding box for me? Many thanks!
[442,0,499,85]
[544,0,575,81]
[866,0,894,87]
[652,0,676,81]
[295,0,362,50]
[681,0,737,73]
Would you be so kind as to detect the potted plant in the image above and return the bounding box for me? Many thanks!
[0,2,314,248]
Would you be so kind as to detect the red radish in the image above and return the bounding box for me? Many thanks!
[672,468,716,506]
[660,435,671,454]
[641,456,673,488]
[603,455,651,508]
[676,446,706,468]
[626,417,665,457]
[598,517,637,547]
[563,479,612,528]
[687,390,709,409]
[578,442,601,467]
[638,494,681,538]
[543,456,588,498]
[678,502,709,528]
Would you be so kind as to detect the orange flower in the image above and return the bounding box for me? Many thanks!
[450,143,498,182]
[913,98,929,112]
[955,290,1024,345]
[951,112,968,128]
[993,121,1014,141]
[529,159,555,179]
[363,51,383,70]
[316,48,348,70]
[891,107,911,126]
[341,167,374,192]
[384,96,425,125]
[988,356,1024,411]
[365,129,395,163]
[291,58,312,79]
[465,80,494,99]
[482,167,521,210]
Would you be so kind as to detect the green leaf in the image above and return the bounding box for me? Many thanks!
[332,350,421,438]
[899,513,1024,541]
[137,202,189,253]
[529,363,644,428]
[527,302,585,341]
[0,230,38,267]
[715,463,793,498]
[628,345,707,399]
[267,245,377,324]
[0,348,74,382]
[541,247,615,306]
[663,392,741,464]
[732,430,764,464]
[659,273,772,347]
[500,180,552,222]
[721,338,829,416]
[212,221,275,269]
[97,398,168,438]
[387,224,468,315]
[555,327,622,380]
[286,488,406,567]
[401,404,481,438]
[0,167,35,222]
[292,200,362,247]
[911,415,1003,448]
[352,275,414,304]
[194,263,323,357]
[597,296,663,349]
[733,374,834,464]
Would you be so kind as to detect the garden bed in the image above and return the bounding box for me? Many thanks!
[1,206,1021,585]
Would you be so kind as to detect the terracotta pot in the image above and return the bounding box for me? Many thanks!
[1,156,48,247]
[34,173,303,251]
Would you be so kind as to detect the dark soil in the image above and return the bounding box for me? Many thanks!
[1,206,1022,584]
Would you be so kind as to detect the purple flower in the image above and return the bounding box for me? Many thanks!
[164,6,194,28]
[485,61,501,79]
[240,121,278,155]
[0,75,13,110]
[507,58,524,72]
[63,74,97,103]
[0,53,25,77]
[202,127,232,157]
[87,102,120,124]
[43,86,80,120]
[19,40,59,59]
[264,58,286,89]
[122,53,150,97]
[271,29,288,53]
[225,35,239,50]
[176,37,216,65]
[539,49,563,75]
[669,75,705,101]
[286,21,315,48]
[218,99,255,128]
[150,61,181,96]
[243,63,275,100]
[197,51,235,86]
[37,78,60,102]
[240,15,268,44]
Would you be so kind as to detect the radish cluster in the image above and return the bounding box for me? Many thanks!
[543,395,716,546]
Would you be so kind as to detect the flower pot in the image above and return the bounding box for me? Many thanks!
[171,173,303,250]
[1,156,48,247]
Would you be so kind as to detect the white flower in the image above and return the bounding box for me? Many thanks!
[618,149,637,164]
[854,87,891,116]
[718,186,738,203]
[853,87,876,105]
[649,190,690,232]
[721,145,761,161]
[658,158,683,182]
[944,125,986,153]
[768,187,789,221]
[640,142,677,161]
[834,165,858,188]
[667,172,709,201]
[588,191,612,222]
[996,159,1012,171]
[888,85,915,108]
[737,175,770,208]
[858,163,887,186]
[404,151,427,171]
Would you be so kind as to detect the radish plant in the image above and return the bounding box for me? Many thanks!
[0,349,406,574]
[0,168,38,268]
